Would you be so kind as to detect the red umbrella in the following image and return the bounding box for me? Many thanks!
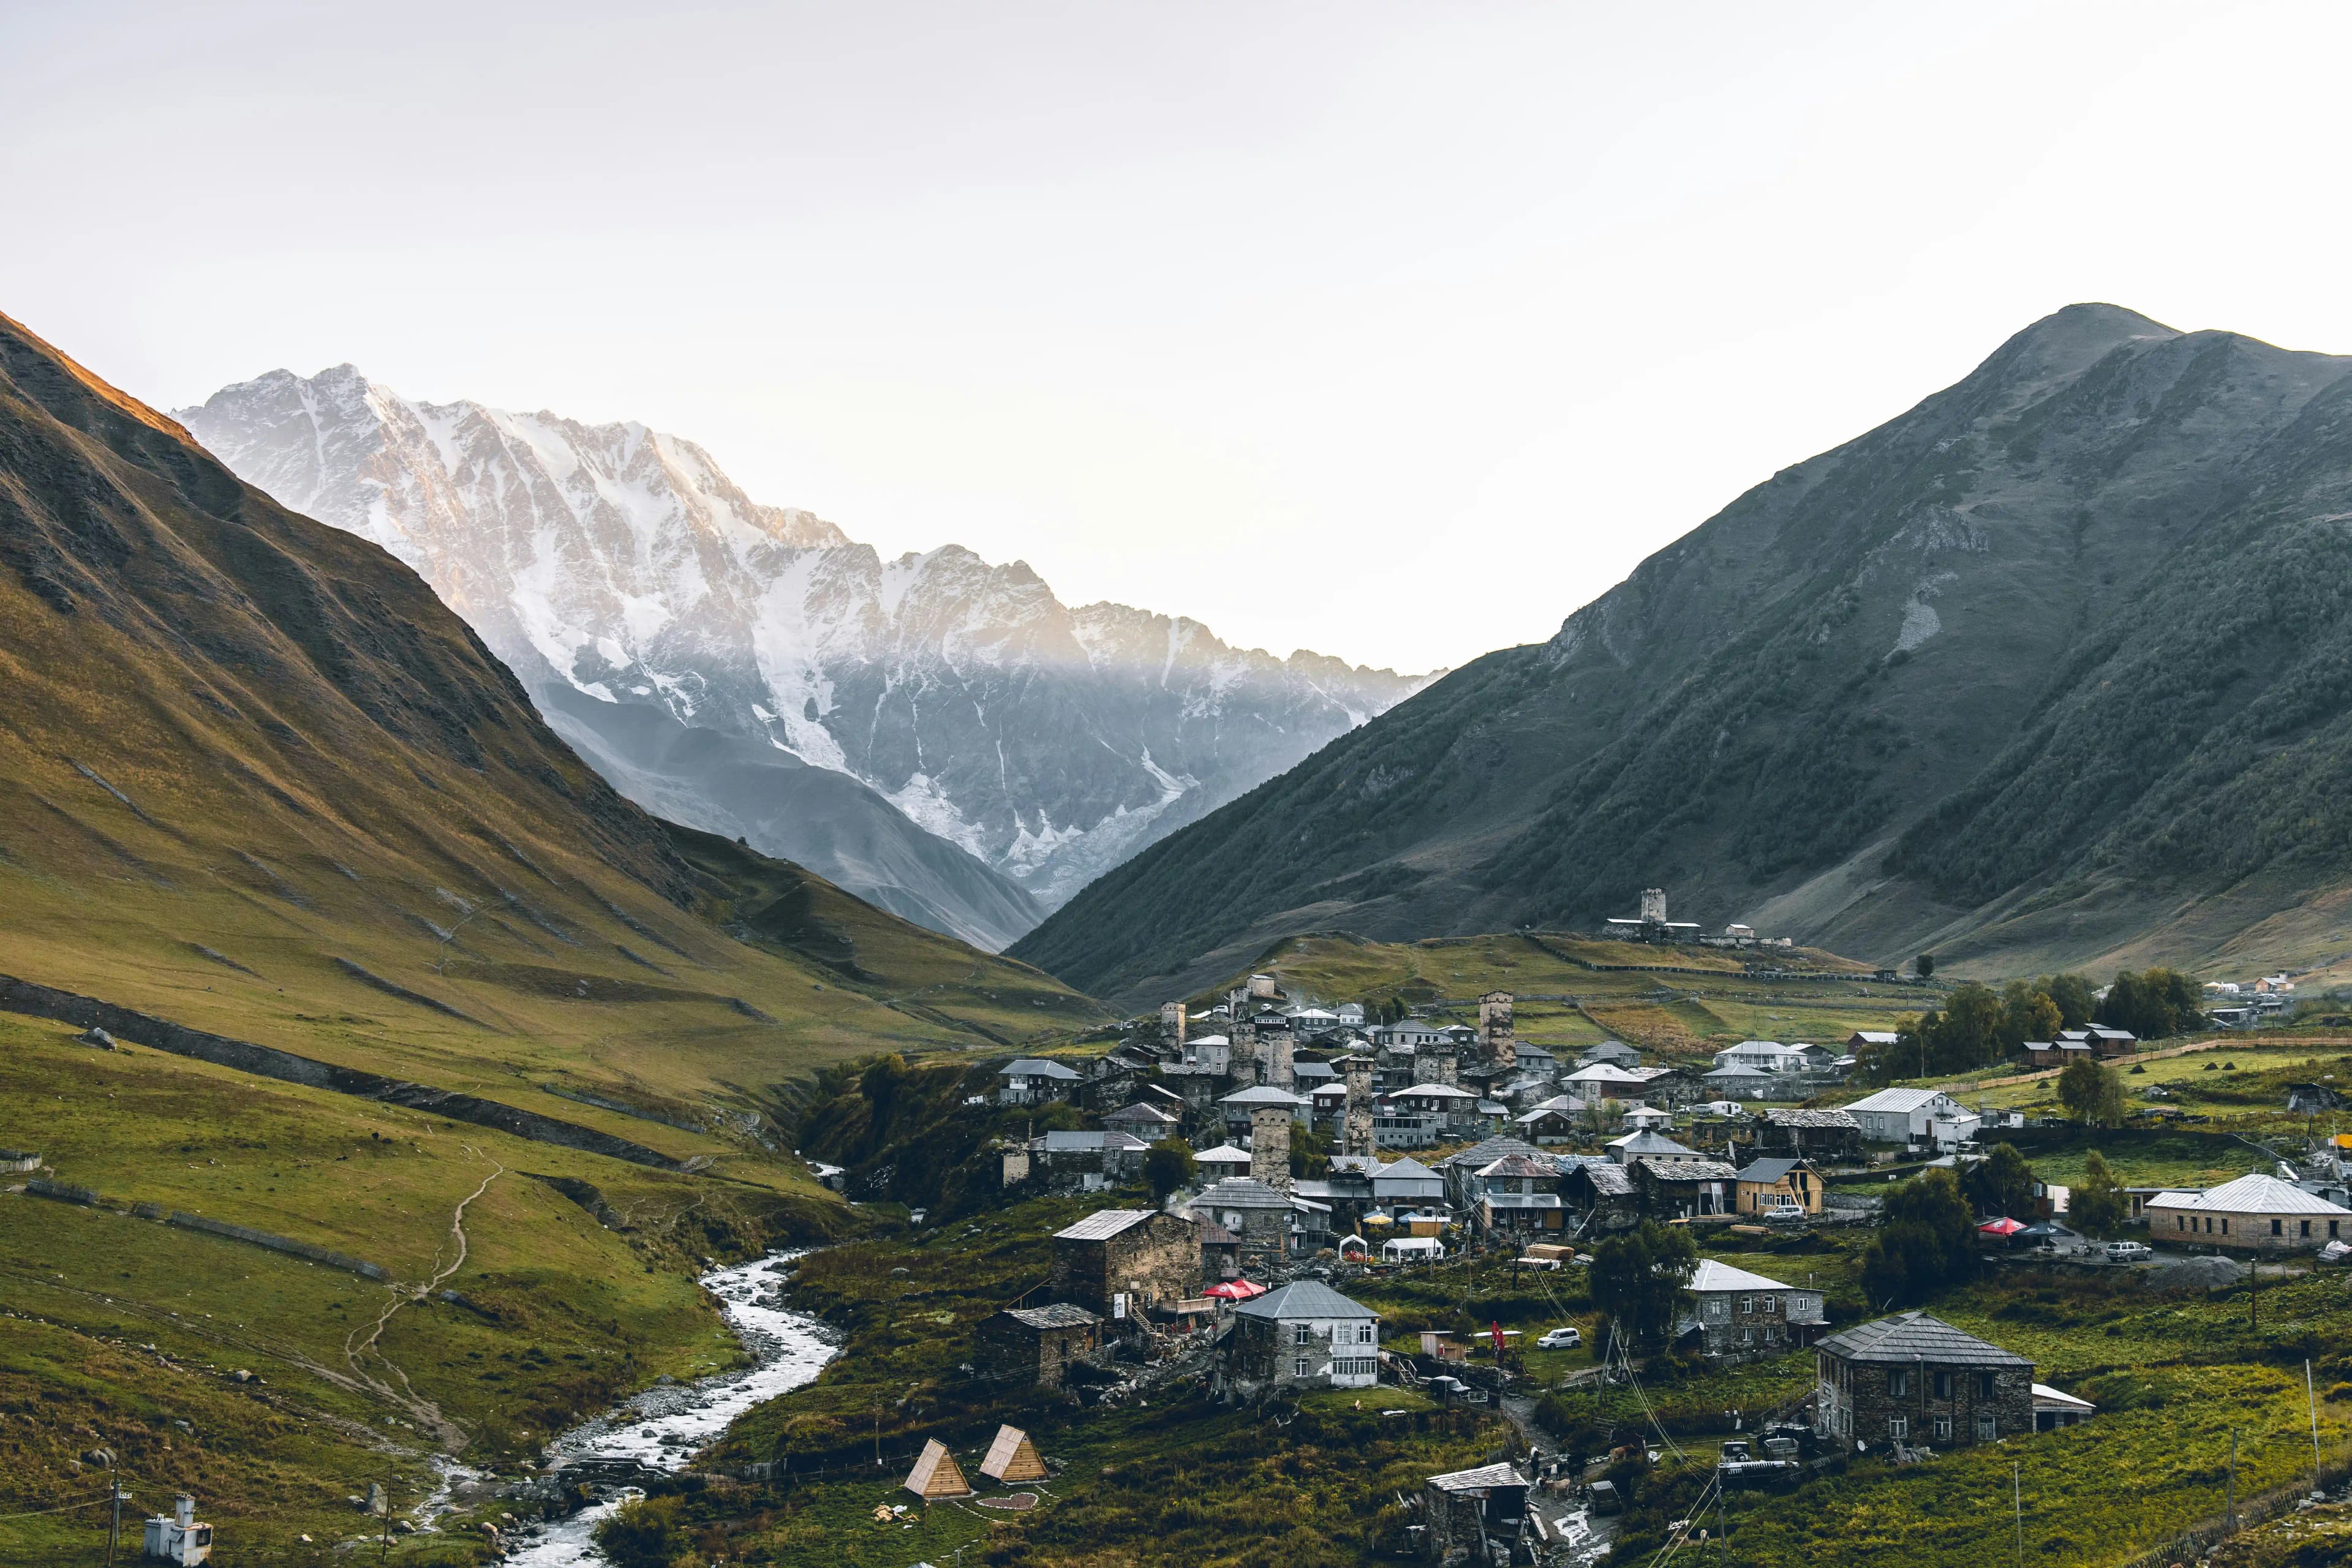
[1978,1217,2026,1236]
[1204,1278,1266,1300]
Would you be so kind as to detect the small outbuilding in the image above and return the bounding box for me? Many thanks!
[904,1438,973,1499]
[979,1425,1049,1483]
[974,1303,1102,1389]
[1420,1462,1529,1562]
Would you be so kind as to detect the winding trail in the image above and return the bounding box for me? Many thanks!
[344,1147,503,1452]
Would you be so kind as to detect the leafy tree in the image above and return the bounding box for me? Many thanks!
[2043,972,2097,1030]
[1589,1220,1698,1348]
[2057,1057,2128,1127]
[1144,1137,1197,1200]
[1916,953,1936,978]
[1936,982,2003,1072]
[2098,968,2204,1041]
[1961,1142,2038,1219]
[2000,981,2063,1049]
[1289,1122,1333,1180]
[1581,1096,1626,1136]
[2071,1150,2128,1236]
[1860,1169,1977,1306]
[1853,1028,1906,1087]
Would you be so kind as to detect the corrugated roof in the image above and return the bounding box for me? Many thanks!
[1441,1136,1545,1169]
[1843,1088,1953,1114]
[1689,1258,1796,1294]
[1220,1085,1308,1107]
[1737,1158,1804,1185]
[1036,1129,1147,1152]
[1054,1209,1159,1242]
[1196,1144,1253,1163]
[1233,1279,1379,1321]
[1607,1130,1698,1157]
[1001,1057,1084,1080]
[2155,1172,2352,1216]
[1816,1311,2029,1368]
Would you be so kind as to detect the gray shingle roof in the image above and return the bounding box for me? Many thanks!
[1637,1158,1738,1181]
[1006,1303,1101,1330]
[1001,1057,1085,1080]
[1189,1176,1291,1210]
[1817,1311,2030,1368]
[1232,1279,1378,1321]
[1427,1462,1528,1493]
[1440,1136,1544,1169]
[1765,1107,1859,1129]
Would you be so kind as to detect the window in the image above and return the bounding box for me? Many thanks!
[1977,1412,1997,1441]
[2177,1215,2186,1231]
[2222,1218,2230,1235]
[1739,1327,1752,1345]
[2302,1221,2312,1238]
[2273,1218,2284,1237]
[1888,1370,1910,1396]
[1294,1324,1313,1346]
[1738,1296,1752,1315]
[2333,1221,2341,1238]
[1934,1415,1953,1441]
[1357,1323,1375,1344]
[1706,1298,1728,1321]
[1295,1359,1310,1378]
[1888,1417,1908,1440]
[1978,1373,1996,1399]
[1933,1371,1953,1400]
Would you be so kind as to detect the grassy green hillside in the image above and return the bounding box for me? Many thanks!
[0,307,1109,1562]
[1190,930,1903,1061]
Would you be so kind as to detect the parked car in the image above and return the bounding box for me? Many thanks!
[1537,1325,1583,1350]
[1758,1200,1807,1224]
[2102,1240,2151,1263]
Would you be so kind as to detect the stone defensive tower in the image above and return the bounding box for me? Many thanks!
[1640,888,1668,924]
[1160,1000,1186,1045]
[1249,1105,1293,1193]
[1479,990,1517,1073]
[1339,1053,1375,1159]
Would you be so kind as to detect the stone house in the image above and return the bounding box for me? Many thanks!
[975,1302,1102,1390]
[1814,1312,2033,1448]
[995,1057,1084,1107]
[1681,1259,1826,1356]
[1420,1463,1530,1564]
[1049,1209,1200,1317]
[1471,1153,1565,1237]
[2144,1172,2352,1250]
[1224,1280,1381,1390]
[1101,1101,1182,1140]
[1025,1129,1148,1192]
[1185,1175,1294,1273]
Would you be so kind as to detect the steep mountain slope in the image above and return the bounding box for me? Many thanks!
[0,307,1108,1118]
[1013,304,2352,1004]
[177,368,1430,943]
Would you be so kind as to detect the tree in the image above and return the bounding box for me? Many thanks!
[1936,983,2004,1072]
[1144,1138,1197,1200]
[2043,973,2097,1031]
[1860,1168,1978,1306]
[1999,981,2062,1051]
[2071,1150,2128,1235]
[2057,1057,2128,1127]
[1589,1221,1698,1349]
[2099,968,2205,1041]
[1961,1142,2038,1220]
[1581,1096,1625,1137]
[1916,953,1937,978]
[1289,1122,1333,1180]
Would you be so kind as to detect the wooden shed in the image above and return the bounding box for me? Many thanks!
[979,1425,1049,1483]
[903,1438,973,1499]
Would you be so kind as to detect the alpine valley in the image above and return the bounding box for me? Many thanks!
[178,369,1430,950]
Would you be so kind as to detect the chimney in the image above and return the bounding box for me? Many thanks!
[1250,1105,1292,1193]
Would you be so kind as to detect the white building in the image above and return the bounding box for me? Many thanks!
[1713,1040,1814,1075]
[1843,1087,1977,1147]
[145,1496,212,1565]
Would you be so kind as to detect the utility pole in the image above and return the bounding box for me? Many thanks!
[2012,1463,2022,1568]
[2226,1430,2239,1531]
[2252,1254,2260,1332]
[379,1462,394,1563]
[2310,1359,2324,1496]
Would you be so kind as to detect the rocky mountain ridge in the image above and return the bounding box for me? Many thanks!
[1013,304,2352,1004]
[179,367,1428,947]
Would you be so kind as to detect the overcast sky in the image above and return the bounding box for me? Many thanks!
[7,3,2352,673]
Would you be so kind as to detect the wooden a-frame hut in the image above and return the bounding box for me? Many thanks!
[903,1437,973,1499]
[979,1424,1049,1483]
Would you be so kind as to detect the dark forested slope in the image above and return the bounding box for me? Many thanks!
[1014,304,2352,1004]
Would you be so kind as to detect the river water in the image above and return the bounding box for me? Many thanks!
[502,1251,839,1566]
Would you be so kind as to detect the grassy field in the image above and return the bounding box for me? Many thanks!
[0,1012,868,1564]
[1196,931,1919,1063]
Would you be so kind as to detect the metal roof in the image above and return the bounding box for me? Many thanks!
[1232,1279,1379,1321]
[1843,1088,1953,1114]
[1816,1311,2030,1368]
[1736,1158,1806,1185]
[1001,1057,1085,1080]
[1189,1176,1292,1209]
[1607,1130,1698,1157]
[1689,1258,1797,1294]
[1441,1136,1545,1169]
[1035,1130,1147,1152]
[1195,1144,1253,1163]
[2153,1172,2352,1216]
[1053,1209,1161,1242]
[1219,1085,1308,1107]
